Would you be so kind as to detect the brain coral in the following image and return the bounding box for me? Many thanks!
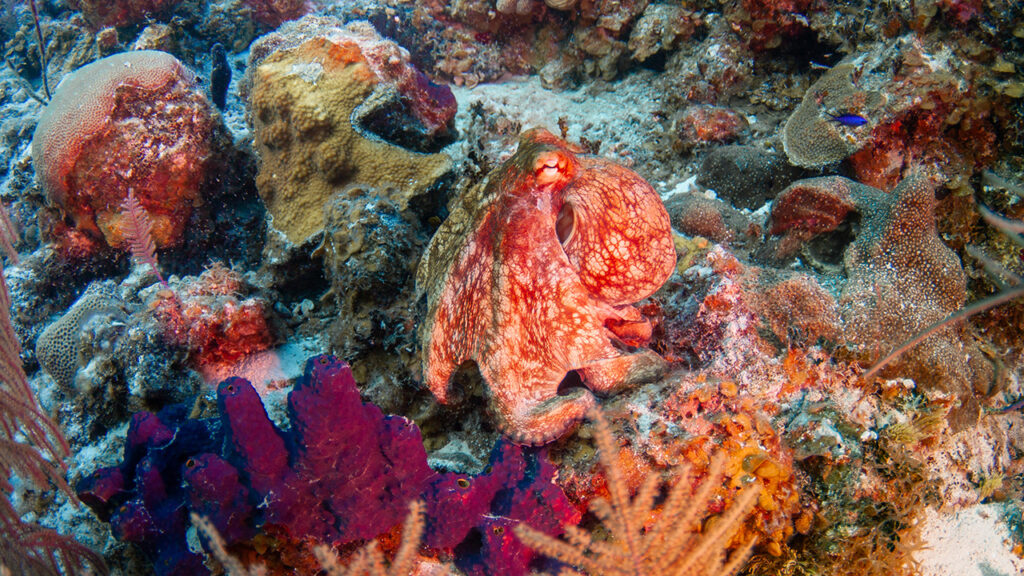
[36,289,125,390]
[783,37,986,181]
[246,17,453,244]
[32,50,218,249]
[782,62,884,168]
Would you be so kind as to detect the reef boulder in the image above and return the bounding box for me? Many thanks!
[32,50,219,250]
[245,17,455,245]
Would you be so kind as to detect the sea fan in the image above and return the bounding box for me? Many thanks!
[120,190,167,286]
[0,264,107,575]
[0,203,18,264]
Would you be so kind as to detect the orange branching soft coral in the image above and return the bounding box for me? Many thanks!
[515,409,759,576]
[416,129,676,445]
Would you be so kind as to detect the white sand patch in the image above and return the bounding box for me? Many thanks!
[915,504,1024,576]
[451,72,664,156]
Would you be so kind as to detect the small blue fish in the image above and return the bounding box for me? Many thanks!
[826,112,869,127]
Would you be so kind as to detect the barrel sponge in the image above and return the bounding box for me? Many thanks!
[31,50,217,249]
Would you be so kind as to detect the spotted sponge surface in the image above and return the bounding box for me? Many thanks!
[36,291,125,390]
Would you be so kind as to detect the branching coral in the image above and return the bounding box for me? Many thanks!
[515,409,759,575]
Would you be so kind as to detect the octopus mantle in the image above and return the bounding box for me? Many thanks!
[417,129,676,444]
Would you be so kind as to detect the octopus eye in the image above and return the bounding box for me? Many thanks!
[457,478,471,488]
[556,201,575,246]
[535,151,567,186]
[185,458,196,468]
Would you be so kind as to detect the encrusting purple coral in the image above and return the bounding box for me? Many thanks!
[78,355,578,574]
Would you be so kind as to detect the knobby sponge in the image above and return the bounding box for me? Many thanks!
[32,50,218,249]
[246,18,453,244]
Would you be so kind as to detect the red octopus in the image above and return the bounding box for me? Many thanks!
[416,129,676,444]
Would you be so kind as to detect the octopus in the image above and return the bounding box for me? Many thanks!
[416,129,676,444]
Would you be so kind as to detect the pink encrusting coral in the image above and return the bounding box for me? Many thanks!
[152,265,276,370]
[31,50,219,250]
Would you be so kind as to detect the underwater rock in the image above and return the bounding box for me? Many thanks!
[67,0,183,28]
[697,145,801,210]
[245,16,453,245]
[322,189,425,408]
[31,50,220,250]
[150,264,278,371]
[783,37,995,190]
[201,0,257,52]
[658,21,753,105]
[131,23,178,52]
[245,0,310,27]
[417,128,675,445]
[676,105,749,149]
[627,3,698,63]
[725,0,820,50]
[770,174,990,426]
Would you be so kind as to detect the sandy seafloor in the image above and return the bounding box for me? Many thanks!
[2,1,1024,575]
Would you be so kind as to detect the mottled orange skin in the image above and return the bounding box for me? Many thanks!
[417,129,676,444]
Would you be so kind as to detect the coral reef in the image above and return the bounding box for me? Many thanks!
[321,189,425,402]
[151,264,277,371]
[245,17,453,244]
[769,175,991,427]
[67,0,183,28]
[5,1,1024,575]
[783,38,997,191]
[417,128,675,444]
[31,50,220,250]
